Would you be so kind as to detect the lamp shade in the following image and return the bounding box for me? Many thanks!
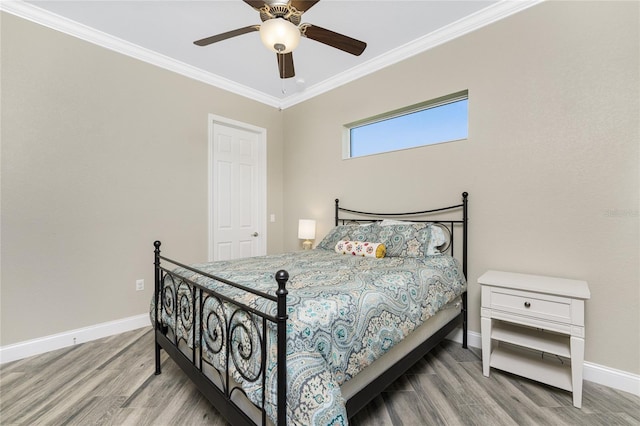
[298,219,316,240]
[259,18,301,53]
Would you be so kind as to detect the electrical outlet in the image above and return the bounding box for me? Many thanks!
[136,279,144,291]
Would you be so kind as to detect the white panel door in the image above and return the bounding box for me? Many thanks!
[209,116,266,261]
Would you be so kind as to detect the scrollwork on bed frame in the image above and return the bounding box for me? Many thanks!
[153,241,289,426]
[152,192,469,426]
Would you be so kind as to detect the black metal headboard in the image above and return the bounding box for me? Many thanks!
[334,192,468,279]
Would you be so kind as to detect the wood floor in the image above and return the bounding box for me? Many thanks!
[1,327,638,425]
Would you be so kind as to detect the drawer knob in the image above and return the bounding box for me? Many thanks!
[524,301,531,308]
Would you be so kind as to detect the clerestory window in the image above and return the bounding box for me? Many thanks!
[343,90,469,159]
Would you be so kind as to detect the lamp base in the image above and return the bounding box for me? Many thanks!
[302,240,313,250]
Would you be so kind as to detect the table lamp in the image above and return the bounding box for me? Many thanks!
[298,219,316,250]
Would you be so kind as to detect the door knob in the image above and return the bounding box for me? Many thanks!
[252,232,259,237]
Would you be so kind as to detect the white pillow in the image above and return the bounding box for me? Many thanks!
[429,225,447,254]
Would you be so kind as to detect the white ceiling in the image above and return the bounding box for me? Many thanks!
[3,0,539,108]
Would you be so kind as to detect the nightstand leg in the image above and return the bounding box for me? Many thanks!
[570,336,585,408]
[481,316,492,377]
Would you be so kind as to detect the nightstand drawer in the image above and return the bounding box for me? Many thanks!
[490,290,572,323]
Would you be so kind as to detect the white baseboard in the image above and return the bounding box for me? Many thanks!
[447,327,483,349]
[582,361,640,397]
[0,314,150,364]
[446,328,640,397]
[2,318,638,398]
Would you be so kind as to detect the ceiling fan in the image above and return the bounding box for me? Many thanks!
[193,0,367,79]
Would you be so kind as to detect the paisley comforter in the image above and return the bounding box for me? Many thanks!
[153,249,466,425]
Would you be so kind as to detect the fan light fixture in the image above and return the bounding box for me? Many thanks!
[259,18,301,53]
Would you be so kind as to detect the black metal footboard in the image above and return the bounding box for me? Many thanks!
[153,241,288,426]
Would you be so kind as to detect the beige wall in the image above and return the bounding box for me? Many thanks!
[0,12,285,345]
[282,1,639,374]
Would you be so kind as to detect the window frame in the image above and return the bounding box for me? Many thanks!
[342,90,469,159]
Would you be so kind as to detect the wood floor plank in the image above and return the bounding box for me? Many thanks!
[381,390,441,426]
[458,360,574,425]
[349,394,395,426]
[456,402,519,426]
[421,346,491,406]
[1,327,639,426]
[582,380,640,420]
[499,371,566,408]
[154,385,225,426]
[105,406,156,426]
[17,368,119,425]
[123,362,191,409]
[62,395,129,426]
[407,373,467,425]
[0,372,25,392]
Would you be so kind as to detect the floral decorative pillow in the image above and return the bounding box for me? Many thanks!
[335,240,386,258]
[377,223,433,257]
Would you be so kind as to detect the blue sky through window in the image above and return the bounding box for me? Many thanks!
[350,98,468,158]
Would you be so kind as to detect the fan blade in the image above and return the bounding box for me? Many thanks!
[194,25,259,46]
[277,52,295,79]
[290,1,320,13]
[242,0,265,10]
[302,24,366,56]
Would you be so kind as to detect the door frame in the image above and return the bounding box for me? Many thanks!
[208,113,267,261]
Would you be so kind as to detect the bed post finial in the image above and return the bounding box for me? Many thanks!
[276,270,289,292]
[335,199,340,226]
[275,270,289,426]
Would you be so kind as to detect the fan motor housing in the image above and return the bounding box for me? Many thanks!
[260,3,302,26]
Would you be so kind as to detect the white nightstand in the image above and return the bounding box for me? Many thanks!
[479,270,591,408]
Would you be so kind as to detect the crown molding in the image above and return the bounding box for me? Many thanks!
[0,0,282,108]
[1,0,542,110]
[280,0,543,109]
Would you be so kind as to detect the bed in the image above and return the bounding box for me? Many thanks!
[152,192,469,425]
